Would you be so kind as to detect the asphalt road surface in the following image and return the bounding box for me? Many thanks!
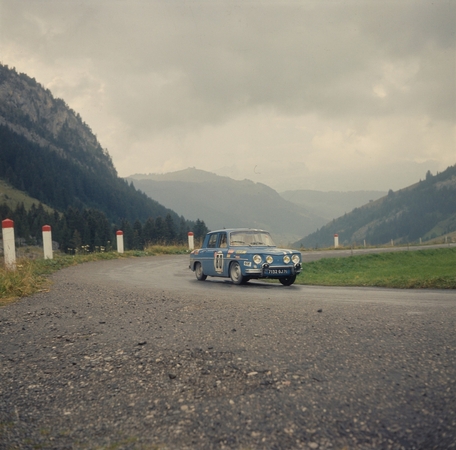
[1,253,455,449]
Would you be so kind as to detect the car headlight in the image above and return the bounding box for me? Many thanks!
[253,254,262,264]
[292,254,300,264]
[283,255,291,264]
[266,255,273,264]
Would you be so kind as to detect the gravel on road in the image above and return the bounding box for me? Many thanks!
[1,257,455,449]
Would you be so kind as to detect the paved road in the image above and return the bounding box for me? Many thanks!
[1,254,455,449]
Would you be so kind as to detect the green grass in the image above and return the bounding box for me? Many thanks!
[296,247,456,289]
[0,245,189,306]
[3,246,454,306]
[0,179,55,213]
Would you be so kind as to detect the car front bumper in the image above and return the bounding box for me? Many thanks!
[245,263,301,277]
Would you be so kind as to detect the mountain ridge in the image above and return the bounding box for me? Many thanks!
[0,64,208,251]
[0,65,115,178]
[280,188,386,222]
[127,168,383,244]
[294,165,456,248]
[2,64,452,251]
[0,64,191,224]
[127,169,326,244]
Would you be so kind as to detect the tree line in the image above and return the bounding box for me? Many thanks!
[0,202,208,253]
[297,164,456,247]
[0,125,185,225]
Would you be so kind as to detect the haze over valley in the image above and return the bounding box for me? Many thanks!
[127,169,386,244]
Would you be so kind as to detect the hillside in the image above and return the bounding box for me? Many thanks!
[127,168,327,244]
[0,64,197,225]
[295,165,456,248]
[0,64,207,251]
[0,179,54,214]
[280,189,386,221]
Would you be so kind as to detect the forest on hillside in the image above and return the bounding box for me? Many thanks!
[0,124,182,224]
[0,202,208,253]
[0,124,209,252]
[0,64,209,252]
[0,64,114,177]
[296,165,456,248]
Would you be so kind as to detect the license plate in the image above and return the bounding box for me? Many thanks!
[265,269,290,275]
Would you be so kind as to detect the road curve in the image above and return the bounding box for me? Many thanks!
[1,254,455,449]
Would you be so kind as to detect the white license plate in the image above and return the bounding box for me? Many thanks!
[265,269,290,275]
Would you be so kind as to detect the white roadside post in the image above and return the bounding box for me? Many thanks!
[334,233,339,248]
[188,231,194,251]
[116,230,124,253]
[2,218,16,270]
[42,225,53,260]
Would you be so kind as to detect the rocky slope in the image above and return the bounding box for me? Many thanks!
[0,64,197,227]
[0,64,115,178]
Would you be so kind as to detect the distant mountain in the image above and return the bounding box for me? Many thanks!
[127,168,327,244]
[294,165,456,248]
[130,168,221,183]
[280,189,386,221]
[0,64,207,251]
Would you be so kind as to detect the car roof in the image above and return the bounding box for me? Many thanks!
[208,228,268,234]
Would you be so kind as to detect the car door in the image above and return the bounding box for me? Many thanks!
[201,232,219,276]
[213,232,228,277]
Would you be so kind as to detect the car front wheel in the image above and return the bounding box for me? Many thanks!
[279,275,296,286]
[195,262,207,281]
[230,261,246,285]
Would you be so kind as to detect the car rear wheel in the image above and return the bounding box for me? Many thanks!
[195,262,207,281]
[230,261,246,285]
[279,275,296,286]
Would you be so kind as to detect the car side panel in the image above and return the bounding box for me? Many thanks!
[196,250,215,276]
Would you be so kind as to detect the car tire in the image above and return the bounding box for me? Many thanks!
[279,275,296,286]
[195,262,207,281]
[230,261,246,285]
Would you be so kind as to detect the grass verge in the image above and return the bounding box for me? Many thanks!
[0,245,189,306]
[3,246,454,305]
[296,247,456,289]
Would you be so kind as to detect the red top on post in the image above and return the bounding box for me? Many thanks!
[188,232,194,236]
[116,230,123,236]
[42,225,51,232]
[2,219,14,228]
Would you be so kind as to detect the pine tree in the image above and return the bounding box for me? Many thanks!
[133,219,143,250]
[143,217,155,246]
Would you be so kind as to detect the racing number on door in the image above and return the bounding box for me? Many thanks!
[214,251,224,273]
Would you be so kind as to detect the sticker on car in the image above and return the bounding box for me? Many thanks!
[214,251,224,273]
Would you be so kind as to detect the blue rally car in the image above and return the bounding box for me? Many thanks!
[189,228,302,286]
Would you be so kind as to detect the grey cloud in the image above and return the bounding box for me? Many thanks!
[4,0,453,128]
[1,0,454,191]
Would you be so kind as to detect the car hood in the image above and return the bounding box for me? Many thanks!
[232,246,298,254]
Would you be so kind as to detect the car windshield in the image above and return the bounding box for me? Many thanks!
[229,231,275,247]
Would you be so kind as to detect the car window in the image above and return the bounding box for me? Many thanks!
[229,232,246,246]
[230,231,275,246]
[207,234,218,248]
[219,233,227,248]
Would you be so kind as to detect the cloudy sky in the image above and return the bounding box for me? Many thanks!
[1,0,455,192]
